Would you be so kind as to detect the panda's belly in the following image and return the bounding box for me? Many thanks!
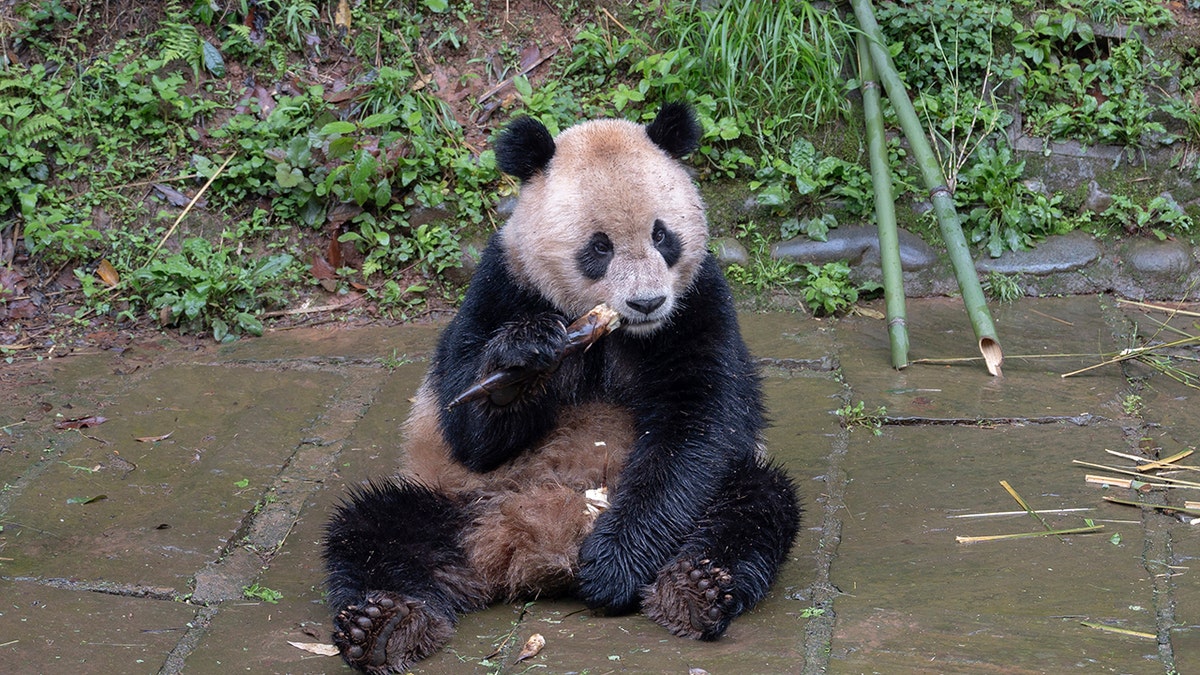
[486,401,635,493]
[400,385,636,598]
[401,382,635,495]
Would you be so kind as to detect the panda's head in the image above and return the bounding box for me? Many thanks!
[494,103,707,336]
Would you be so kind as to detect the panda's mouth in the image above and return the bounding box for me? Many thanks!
[618,315,665,335]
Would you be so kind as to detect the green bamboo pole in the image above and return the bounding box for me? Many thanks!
[857,34,908,370]
[850,0,1004,376]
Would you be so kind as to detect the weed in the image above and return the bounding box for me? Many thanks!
[1092,194,1193,240]
[983,271,1023,303]
[723,222,801,293]
[242,583,283,604]
[801,261,878,316]
[724,225,876,315]
[1121,393,1143,416]
[835,401,887,435]
[749,137,876,221]
[380,350,413,371]
[650,0,853,154]
[953,142,1077,257]
[1015,11,1170,146]
[124,237,296,341]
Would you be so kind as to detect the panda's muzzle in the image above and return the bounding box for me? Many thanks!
[625,295,666,316]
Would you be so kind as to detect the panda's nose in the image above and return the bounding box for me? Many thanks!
[626,296,665,316]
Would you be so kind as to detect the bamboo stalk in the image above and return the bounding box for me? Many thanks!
[857,34,908,369]
[947,508,1092,519]
[1102,448,1197,472]
[1062,333,1200,379]
[143,153,237,266]
[850,0,1003,376]
[1085,474,1174,489]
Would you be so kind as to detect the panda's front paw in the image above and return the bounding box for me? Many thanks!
[576,529,643,614]
[484,313,569,374]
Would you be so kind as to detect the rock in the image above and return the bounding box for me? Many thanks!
[711,236,751,268]
[1122,237,1194,278]
[771,225,937,271]
[1082,180,1112,214]
[976,231,1102,275]
[442,236,488,287]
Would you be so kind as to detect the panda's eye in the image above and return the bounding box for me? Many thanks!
[576,232,613,281]
[651,219,682,267]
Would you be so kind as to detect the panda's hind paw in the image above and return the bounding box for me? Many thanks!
[332,592,452,674]
[642,558,738,641]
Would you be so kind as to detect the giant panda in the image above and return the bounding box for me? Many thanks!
[322,103,801,674]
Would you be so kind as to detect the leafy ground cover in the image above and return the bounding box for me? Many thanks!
[1,0,1199,355]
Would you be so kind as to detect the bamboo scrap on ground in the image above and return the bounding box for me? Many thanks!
[956,480,1101,543]
[1079,621,1156,640]
[956,525,1104,544]
[1081,448,1200,524]
[1075,460,1200,490]
[1102,496,1200,524]
[1061,298,1199,388]
[1103,448,1197,473]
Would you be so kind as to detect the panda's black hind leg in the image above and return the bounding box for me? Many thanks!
[641,458,800,640]
[323,479,488,672]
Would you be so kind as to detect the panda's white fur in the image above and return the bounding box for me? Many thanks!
[500,119,708,335]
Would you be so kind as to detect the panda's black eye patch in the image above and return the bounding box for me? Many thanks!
[652,219,682,267]
[577,232,613,280]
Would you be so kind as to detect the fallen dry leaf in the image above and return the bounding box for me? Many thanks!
[55,415,108,430]
[514,633,545,663]
[288,641,340,657]
[96,259,120,287]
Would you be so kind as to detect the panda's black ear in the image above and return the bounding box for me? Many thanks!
[645,102,701,159]
[495,116,556,182]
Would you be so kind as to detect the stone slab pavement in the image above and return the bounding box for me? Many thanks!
[1,295,1196,674]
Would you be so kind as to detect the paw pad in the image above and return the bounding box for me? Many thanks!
[643,558,737,640]
[332,592,408,671]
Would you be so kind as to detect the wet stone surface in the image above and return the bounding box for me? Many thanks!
[1,295,1197,674]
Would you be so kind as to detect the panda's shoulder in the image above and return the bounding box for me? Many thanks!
[449,236,540,330]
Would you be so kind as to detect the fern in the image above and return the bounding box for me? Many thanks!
[154,21,203,76]
[13,113,64,146]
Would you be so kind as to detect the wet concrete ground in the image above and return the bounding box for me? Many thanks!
[1,295,1197,674]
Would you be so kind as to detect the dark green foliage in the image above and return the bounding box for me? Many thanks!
[953,143,1074,257]
[128,238,296,341]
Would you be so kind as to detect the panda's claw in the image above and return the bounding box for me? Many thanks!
[642,558,738,641]
[449,304,620,409]
[332,591,461,674]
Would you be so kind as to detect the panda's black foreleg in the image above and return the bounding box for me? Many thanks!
[323,479,487,673]
[640,458,800,641]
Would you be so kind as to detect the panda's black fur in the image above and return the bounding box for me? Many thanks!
[323,104,801,674]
